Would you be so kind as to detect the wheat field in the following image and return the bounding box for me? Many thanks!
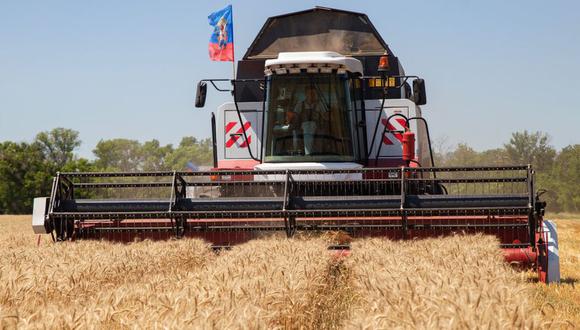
[0,215,576,329]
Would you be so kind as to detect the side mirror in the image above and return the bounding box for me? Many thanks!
[195,81,207,108]
[413,79,427,106]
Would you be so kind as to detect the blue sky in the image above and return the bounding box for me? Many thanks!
[1,0,578,158]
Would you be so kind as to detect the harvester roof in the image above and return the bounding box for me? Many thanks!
[243,7,393,60]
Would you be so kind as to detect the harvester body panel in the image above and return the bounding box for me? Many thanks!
[363,98,425,166]
[216,101,262,169]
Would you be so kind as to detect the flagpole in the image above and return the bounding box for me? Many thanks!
[231,6,236,80]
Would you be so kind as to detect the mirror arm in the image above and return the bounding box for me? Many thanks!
[199,79,232,92]
[199,78,265,93]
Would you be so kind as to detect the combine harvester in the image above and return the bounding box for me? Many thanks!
[32,7,559,283]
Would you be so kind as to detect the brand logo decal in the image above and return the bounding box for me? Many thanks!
[225,121,251,148]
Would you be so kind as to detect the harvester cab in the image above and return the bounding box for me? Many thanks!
[33,7,560,283]
[200,51,428,173]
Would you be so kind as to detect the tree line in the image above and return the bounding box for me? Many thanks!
[0,128,212,213]
[434,131,578,213]
[0,128,577,214]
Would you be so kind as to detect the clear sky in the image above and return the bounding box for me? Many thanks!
[1,0,578,158]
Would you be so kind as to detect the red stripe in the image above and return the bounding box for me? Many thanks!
[387,123,403,143]
[239,136,251,148]
[225,122,237,134]
[395,118,408,128]
[380,118,406,144]
[236,122,252,148]
[380,118,393,145]
[225,135,239,148]
[382,135,394,145]
[236,122,251,134]
[393,118,407,142]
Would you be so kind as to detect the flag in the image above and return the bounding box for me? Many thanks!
[208,5,234,61]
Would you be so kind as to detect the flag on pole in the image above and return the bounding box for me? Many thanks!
[208,5,234,62]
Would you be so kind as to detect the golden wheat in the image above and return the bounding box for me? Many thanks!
[345,235,555,329]
[0,216,568,329]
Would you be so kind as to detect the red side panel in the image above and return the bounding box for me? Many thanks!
[217,159,259,170]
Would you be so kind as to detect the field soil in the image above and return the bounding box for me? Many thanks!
[0,215,577,329]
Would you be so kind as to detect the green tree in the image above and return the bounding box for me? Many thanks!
[0,127,93,214]
[540,145,580,212]
[442,143,479,167]
[93,139,177,172]
[60,158,95,173]
[35,128,81,169]
[477,148,509,166]
[504,131,556,172]
[0,142,52,213]
[165,137,213,169]
[141,140,174,171]
[93,139,143,172]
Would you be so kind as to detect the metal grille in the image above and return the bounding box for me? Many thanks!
[45,166,535,246]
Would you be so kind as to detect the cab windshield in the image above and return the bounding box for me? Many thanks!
[264,74,355,162]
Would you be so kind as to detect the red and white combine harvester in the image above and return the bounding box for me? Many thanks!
[32,7,559,283]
